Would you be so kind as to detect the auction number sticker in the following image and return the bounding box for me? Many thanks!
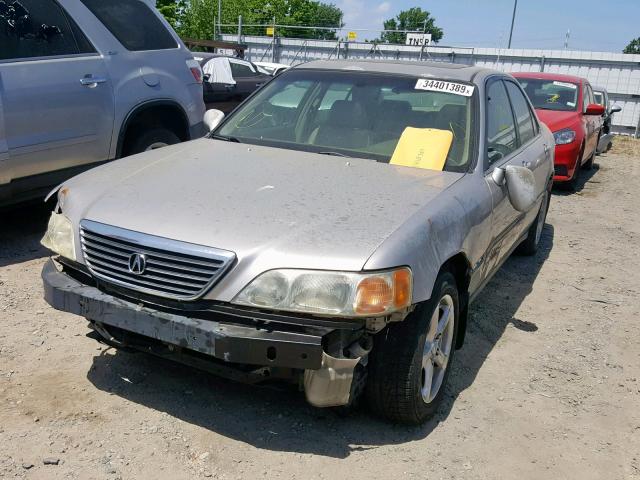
[415,79,475,97]
[553,81,577,89]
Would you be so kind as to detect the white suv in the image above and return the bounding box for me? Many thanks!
[0,0,205,206]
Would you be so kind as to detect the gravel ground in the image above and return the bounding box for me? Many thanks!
[1,146,639,479]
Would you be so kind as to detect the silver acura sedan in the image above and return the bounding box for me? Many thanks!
[41,60,554,424]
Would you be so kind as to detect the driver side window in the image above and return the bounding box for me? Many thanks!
[486,80,517,166]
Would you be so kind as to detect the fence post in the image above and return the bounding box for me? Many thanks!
[540,55,546,72]
[237,15,243,44]
[272,16,277,63]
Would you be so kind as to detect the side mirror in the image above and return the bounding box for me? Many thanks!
[610,105,622,114]
[204,109,225,132]
[502,165,537,212]
[203,73,211,82]
[585,103,605,116]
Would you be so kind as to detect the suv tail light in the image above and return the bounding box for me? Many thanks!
[186,59,203,84]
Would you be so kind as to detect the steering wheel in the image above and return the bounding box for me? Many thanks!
[236,104,277,129]
[487,143,512,163]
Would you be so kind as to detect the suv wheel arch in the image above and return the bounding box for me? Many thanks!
[117,100,190,158]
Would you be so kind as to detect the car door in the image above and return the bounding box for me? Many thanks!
[229,59,267,100]
[503,79,549,231]
[581,83,599,157]
[482,78,527,278]
[0,0,114,185]
[0,92,8,187]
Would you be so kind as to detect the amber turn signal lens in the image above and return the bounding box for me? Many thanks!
[354,268,412,315]
[354,276,393,315]
[393,269,412,308]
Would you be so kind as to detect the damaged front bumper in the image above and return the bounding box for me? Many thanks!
[42,259,367,407]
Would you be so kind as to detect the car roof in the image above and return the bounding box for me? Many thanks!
[191,52,248,61]
[254,61,289,68]
[297,60,498,83]
[511,71,586,84]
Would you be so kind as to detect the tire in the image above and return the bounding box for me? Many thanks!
[565,145,584,191]
[517,184,550,256]
[125,128,180,156]
[366,272,459,424]
[583,139,598,170]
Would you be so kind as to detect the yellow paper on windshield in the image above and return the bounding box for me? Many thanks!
[389,128,453,171]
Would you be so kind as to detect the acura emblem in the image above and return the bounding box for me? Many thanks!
[128,253,147,275]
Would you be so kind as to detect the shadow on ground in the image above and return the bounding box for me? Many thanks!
[552,162,601,196]
[0,202,51,268]
[86,226,554,459]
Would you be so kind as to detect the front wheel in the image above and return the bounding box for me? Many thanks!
[517,185,550,256]
[366,272,459,424]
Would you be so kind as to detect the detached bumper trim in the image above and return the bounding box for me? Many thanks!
[42,259,324,370]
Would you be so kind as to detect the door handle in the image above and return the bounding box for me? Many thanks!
[80,76,107,87]
[522,160,532,168]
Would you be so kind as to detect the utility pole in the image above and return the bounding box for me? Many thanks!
[564,29,570,49]
[217,0,222,38]
[507,0,518,49]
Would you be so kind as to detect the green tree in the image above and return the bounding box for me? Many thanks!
[379,7,443,45]
[177,0,217,40]
[176,0,343,40]
[623,37,640,54]
[156,0,186,29]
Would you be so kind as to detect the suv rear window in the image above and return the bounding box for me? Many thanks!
[80,0,178,51]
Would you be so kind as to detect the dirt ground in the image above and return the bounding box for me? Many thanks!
[1,144,639,480]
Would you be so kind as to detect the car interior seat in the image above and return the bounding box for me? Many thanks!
[309,100,371,148]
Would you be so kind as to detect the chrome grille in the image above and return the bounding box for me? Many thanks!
[80,220,235,300]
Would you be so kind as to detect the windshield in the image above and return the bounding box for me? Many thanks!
[516,78,579,112]
[216,70,476,171]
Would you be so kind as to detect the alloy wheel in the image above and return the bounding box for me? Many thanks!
[421,294,455,403]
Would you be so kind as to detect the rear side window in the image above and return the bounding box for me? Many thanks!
[80,0,178,51]
[504,81,537,146]
[229,61,257,78]
[0,0,93,60]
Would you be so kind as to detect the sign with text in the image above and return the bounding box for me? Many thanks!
[266,27,275,36]
[348,31,357,41]
[406,33,432,47]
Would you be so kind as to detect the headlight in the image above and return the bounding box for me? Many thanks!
[233,268,412,317]
[41,212,76,261]
[553,128,576,145]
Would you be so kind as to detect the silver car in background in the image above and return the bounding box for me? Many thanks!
[0,0,205,206]
[41,60,554,424]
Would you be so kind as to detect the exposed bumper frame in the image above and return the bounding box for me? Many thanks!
[42,259,363,407]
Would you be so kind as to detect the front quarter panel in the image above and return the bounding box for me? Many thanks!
[363,173,492,304]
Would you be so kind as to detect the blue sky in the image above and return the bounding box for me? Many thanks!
[334,0,639,52]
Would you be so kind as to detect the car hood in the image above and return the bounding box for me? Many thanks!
[62,139,463,300]
[534,109,581,133]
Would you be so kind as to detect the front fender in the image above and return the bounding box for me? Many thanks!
[363,187,471,304]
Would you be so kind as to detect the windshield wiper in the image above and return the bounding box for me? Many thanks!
[318,151,348,157]
[210,134,241,143]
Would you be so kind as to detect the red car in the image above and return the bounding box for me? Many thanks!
[512,72,604,189]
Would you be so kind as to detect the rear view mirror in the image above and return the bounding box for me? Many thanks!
[504,165,536,212]
[610,105,622,114]
[585,103,605,116]
[204,109,225,132]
